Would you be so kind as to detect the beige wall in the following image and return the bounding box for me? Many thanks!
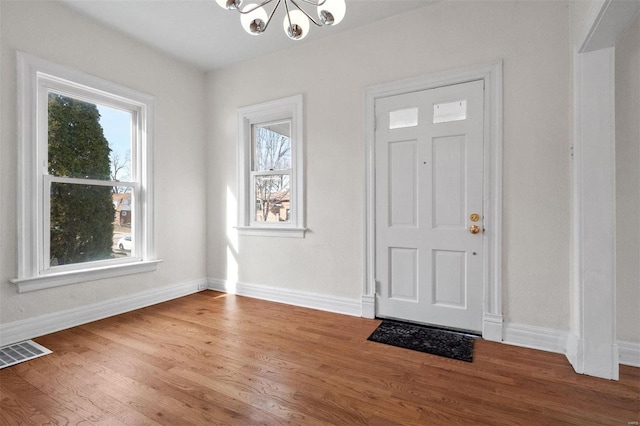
[616,13,640,342]
[0,1,208,323]
[5,0,633,346]
[207,1,573,329]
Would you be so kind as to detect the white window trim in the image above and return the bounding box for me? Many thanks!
[236,95,306,238]
[12,52,159,293]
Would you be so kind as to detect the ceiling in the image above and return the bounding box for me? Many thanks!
[60,0,434,71]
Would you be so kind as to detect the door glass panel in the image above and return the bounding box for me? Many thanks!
[389,108,418,129]
[433,100,467,124]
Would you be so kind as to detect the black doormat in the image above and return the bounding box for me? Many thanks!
[367,320,477,362]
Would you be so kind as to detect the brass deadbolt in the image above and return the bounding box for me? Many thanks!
[470,213,480,222]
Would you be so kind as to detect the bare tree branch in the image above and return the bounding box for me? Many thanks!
[255,127,291,222]
[110,150,131,193]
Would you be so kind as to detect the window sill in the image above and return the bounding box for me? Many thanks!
[236,226,307,238]
[10,260,162,293]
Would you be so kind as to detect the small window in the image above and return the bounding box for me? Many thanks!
[433,100,467,124]
[252,122,292,223]
[237,95,305,238]
[13,52,158,292]
[389,107,419,129]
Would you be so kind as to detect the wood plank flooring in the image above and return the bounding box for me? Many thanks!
[1,291,638,425]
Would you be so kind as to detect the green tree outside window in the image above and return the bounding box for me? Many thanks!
[48,93,115,266]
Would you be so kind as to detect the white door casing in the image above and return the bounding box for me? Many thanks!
[362,61,503,341]
[568,0,639,379]
[375,80,484,332]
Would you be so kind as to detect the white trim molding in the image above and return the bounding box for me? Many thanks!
[15,51,158,290]
[0,278,206,347]
[10,260,162,293]
[618,341,640,368]
[577,0,640,53]
[482,313,504,342]
[503,323,570,355]
[362,61,504,341]
[572,45,619,381]
[236,95,306,237]
[500,324,638,369]
[207,278,361,317]
[360,294,375,319]
[570,0,638,381]
[234,226,306,238]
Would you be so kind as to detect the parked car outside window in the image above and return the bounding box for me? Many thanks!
[117,235,132,251]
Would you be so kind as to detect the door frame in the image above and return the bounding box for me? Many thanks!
[362,61,504,341]
[568,0,639,380]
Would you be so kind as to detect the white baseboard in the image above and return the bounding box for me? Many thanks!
[482,313,503,342]
[208,280,640,370]
[207,278,362,317]
[618,341,640,367]
[503,323,638,370]
[7,276,635,371]
[503,322,569,355]
[565,332,582,373]
[0,278,207,347]
[361,295,375,319]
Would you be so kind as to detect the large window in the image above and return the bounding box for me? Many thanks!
[237,95,305,237]
[13,52,158,292]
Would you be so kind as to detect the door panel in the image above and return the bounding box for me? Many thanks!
[375,80,484,332]
[433,250,466,307]
[389,247,418,301]
[388,140,418,227]
[433,134,466,228]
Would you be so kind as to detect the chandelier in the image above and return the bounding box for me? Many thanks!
[215,0,346,40]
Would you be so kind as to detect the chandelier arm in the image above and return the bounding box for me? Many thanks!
[283,0,294,33]
[296,0,327,7]
[289,0,323,26]
[261,0,282,31]
[238,0,275,15]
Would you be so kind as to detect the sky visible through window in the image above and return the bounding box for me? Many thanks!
[97,105,131,181]
[97,105,133,257]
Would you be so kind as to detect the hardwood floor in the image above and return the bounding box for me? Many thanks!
[1,291,638,425]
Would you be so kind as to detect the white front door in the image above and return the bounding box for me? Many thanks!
[375,80,484,332]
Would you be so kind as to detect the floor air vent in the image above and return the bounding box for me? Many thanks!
[0,340,52,369]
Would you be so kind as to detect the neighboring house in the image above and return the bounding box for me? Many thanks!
[112,192,132,227]
[256,190,290,223]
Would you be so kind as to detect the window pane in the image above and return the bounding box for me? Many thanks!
[389,107,418,129]
[433,100,467,124]
[253,122,291,171]
[48,92,132,181]
[254,174,290,222]
[50,182,116,266]
[112,186,134,258]
[98,105,132,183]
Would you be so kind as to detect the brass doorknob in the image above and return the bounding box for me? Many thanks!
[469,225,480,234]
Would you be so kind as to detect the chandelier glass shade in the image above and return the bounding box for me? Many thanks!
[216,0,346,40]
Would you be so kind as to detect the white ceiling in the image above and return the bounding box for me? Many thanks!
[60,0,434,71]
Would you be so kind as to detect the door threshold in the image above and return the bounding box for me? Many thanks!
[375,316,482,338]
